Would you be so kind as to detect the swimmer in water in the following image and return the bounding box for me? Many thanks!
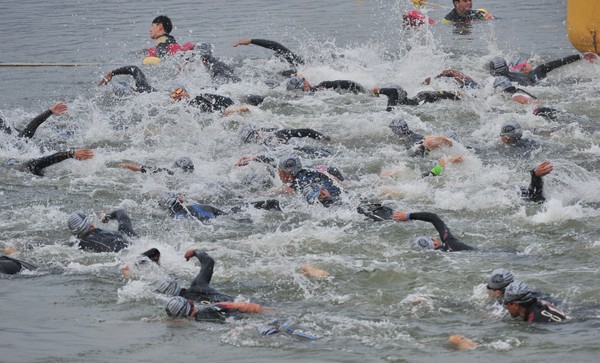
[503,281,568,323]
[4,148,94,177]
[120,157,194,175]
[67,209,138,253]
[442,0,493,24]
[373,85,461,112]
[0,102,68,140]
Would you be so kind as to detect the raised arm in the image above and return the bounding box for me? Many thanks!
[100,209,137,237]
[185,249,215,287]
[234,38,304,66]
[17,102,67,139]
[274,128,330,142]
[98,66,154,93]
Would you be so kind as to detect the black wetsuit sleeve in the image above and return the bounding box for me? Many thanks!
[255,155,277,167]
[274,129,329,142]
[24,151,71,176]
[189,94,235,113]
[315,80,365,93]
[378,88,406,110]
[250,39,304,66]
[140,165,175,175]
[110,66,154,93]
[408,212,475,251]
[17,109,53,139]
[103,210,138,237]
[526,170,546,203]
[190,250,215,287]
[532,55,582,80]
[0,116,13,135]
[412,91,460,105]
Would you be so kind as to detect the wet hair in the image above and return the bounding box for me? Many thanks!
[152,15,173,33]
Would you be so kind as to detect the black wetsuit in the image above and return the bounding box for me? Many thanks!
[310,80,365,94]
[8,149,78,177]
[498,55,583,87]
[395,131,426,156]
[443,9,488,23]
[189,94,235,113]
[170,202,228,221]
[180,250,235,303]
[139,165,176,175]
[498,138,540,158]
[291,169,342,207]
[154,34,177,58]
[193,302,244,322]
[248,39,304,67]
[110,65,155,93]
[77,210,137,252]
[408,212,475,251]
[378,87,460,111]
[0,109,55,139]
[502,86,537,100]
[169,200,280,221]
[201,54,241,83]
[522,299,568,323]
[0,256,37,274]
[519,169,547,203]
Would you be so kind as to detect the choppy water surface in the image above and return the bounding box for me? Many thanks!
[2,0,600,362]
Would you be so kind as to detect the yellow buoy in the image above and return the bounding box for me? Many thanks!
[566,0,600,53]
[143,56,161,65]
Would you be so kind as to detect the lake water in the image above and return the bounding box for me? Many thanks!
[2,0,600,362]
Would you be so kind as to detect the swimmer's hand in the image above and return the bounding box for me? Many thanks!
[98,71,113,86]
[184,249,200,261]
[372,86,380,96]
[582,52,598,63]
[533,160,553,177]
[120,162,142,172]
[233,39,252,47]
[50,102,68,116]
[73,149,94,160]
[236,156,255,166]
[392,211,408,221]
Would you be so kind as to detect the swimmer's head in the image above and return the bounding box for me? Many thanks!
[493,76,512,92]
[141,248,161,264]
[503,281,534,305]
[173,157,194,173]
[412,236,437,250]
[152,15,173,34]
[170,86,189,100]
[489,56,509,76]
[241,94,265,106]
[239,124,259,144]
[389,117,411,135]
[195,42,213,56]
[113,82,135,96]
[165,296,192,318]
[155,278,181,296]
[487,268,514,292]
[158,192,181,209]
[286,77,306,91]
[278,155,303,183]
[500,120,523,141]
[67,211,93,237]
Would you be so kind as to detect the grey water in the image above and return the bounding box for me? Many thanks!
[1,0,600,362]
